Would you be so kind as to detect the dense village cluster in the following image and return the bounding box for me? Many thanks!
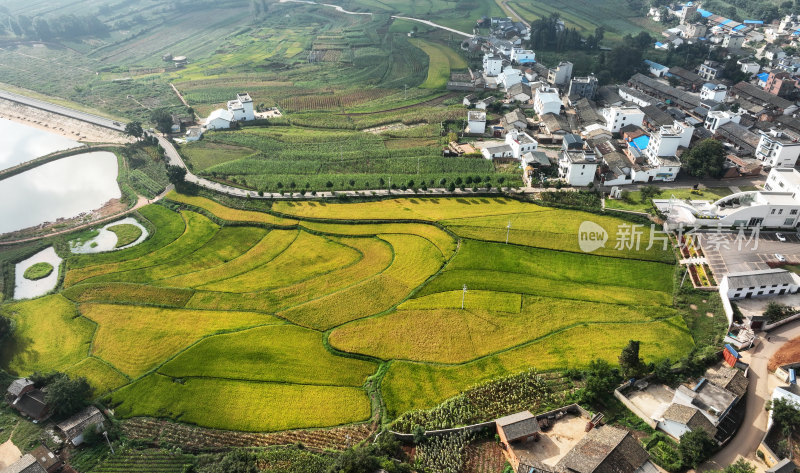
[440,3,800,234]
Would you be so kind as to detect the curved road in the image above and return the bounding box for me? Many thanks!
[700,320,800,470]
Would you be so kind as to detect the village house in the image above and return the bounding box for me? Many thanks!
[498,67,524,89]
[567,75,598,100]
[534,87,561,116]
[739,61,760,75]
[765,71,797,98]
[505,129,538,158]
[57,406,106,446]
[601,106,644,133]
[510,48,535,65]
[667,66,705,90]
[506,83,533,102]
[559,147,598,186]
[715,122,760,156]
[462,94,477,107]
[502,109,529,132]
[547,61,573,86]
[5,378,49,422]
[1,454,47,473]
[619,86,657,108]
[475,96,497,110]
[204,108,235,130]
[483,54,503,77]
[755,129,800,168]
[700,83,727,102]
[226,92,254,121]
[697,60,721,81]
[704,110,741,134]
[721,269,800,300]
[467,111,487,134]
[722,154,763,177]
[28,446,61,473]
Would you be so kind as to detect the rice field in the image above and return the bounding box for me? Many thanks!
[1,194,694,431]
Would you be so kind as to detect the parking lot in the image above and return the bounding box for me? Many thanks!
[700,231,800,276]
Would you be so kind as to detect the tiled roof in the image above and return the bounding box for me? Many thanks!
[557,426,649,473]
[496,411,541,441]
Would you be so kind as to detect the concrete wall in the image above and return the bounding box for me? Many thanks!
[613,385,658,429]
[764,312,800,331]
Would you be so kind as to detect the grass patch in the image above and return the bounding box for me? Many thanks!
[107,223,143,248]
[0,295,94,375]
[381,316,693,416]
[160,325,376,386]
[277,233,445,330]
[330,296,675,363]
[79,303,279,377]
[408,38,463,89]
[165,191,296,226]
[66,357,130,395]
[22,262,54,281]
[274,197,546,221]
[110,374,371,432]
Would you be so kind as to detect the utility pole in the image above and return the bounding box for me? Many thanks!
[103,431,114,454]
[506,220,511,244]
[461,284,468,309]
[404,84,408,100]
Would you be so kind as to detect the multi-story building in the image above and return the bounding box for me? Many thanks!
[697,60,721,81]
[636,124,686,182]
[755,129,800,168]
[510,47,535,64]
[722,33,745,49]
[700,83,727,102]
[226,93,254,121]
[704,110,741,133]
[601,106,644,133]
[483,54,503,77]
[547,61,573,86]
[558,148,598,186]
[567,75,598,100]
[764,71,797,98]
[467,111,486,134]
[533,87,561,116]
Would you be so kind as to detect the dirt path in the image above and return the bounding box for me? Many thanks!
[0,439,22,470]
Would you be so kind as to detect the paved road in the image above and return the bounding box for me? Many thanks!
[700,321,800,471]
[0,89,125,132]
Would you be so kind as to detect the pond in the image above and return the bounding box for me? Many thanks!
[70,217,149,254]
[0,117,81,171]
[0,151,121,234]
[14,246,62,300]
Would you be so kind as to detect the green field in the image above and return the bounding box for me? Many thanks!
[0,193,700,432]
[107,224,143,248]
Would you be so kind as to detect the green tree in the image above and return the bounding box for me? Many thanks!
[44,374,92,418]
[682,139,726,178]
[678,429,716,469]
[639,185,662,203]
[619,340,645,379]
[81,423,104,445]
[124,121,144,140]
[769,397,800,438]
[723,459,756,473]
[198,450,257,473]
[166,165,187,185]
[581,359,621,404]
[150,108,174,134]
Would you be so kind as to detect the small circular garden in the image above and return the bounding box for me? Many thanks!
[23,262,54,280]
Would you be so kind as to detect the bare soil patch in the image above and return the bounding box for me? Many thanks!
[769,335,800,372]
